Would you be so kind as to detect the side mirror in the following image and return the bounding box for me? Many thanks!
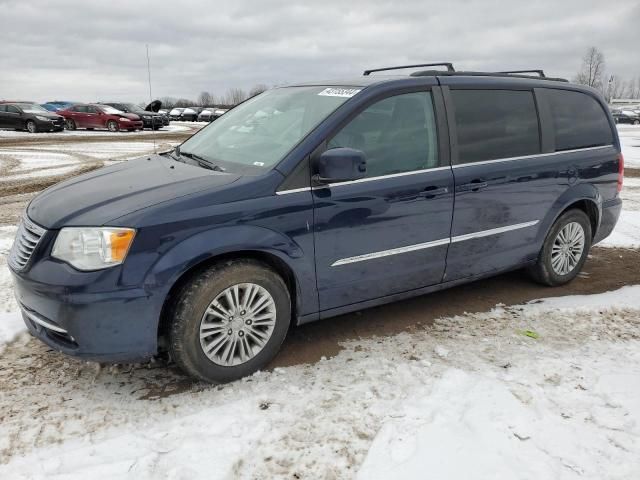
[313,148,367,184]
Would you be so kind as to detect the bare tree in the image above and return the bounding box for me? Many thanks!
[198,91,215,106]
[248,84,268,98]
[628,77,640,99]
[574,47,606,89]
[224,88,248,106]
[174,98,195,107]
[605,74,622,102]
[160,96,178,109]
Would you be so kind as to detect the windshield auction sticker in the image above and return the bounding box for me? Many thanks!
[318,87,362,98]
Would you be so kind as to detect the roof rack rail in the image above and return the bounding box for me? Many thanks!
[363,62,455,76]
[497,70,546,78]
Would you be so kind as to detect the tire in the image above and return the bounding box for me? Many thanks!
[107,120,119,132]
[634,120,640,125]
[169,260,291,383]
[66,119,76,130]
[528,209,592,286]
[26,120,37,133]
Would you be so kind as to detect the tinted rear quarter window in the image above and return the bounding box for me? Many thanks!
[451,89,540,164]
[545,89,612,151]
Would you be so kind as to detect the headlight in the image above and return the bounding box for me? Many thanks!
[52,227,136,271]
[35,115,51,121]
[119,117,131,122]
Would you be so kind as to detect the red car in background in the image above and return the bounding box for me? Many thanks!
[57,104,143,132]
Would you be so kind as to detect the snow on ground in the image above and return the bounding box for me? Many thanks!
[0,286,639,479]
[0,123,192,138]
[599,177,640,248]
[0,226,18,314]
[619,125,640,168]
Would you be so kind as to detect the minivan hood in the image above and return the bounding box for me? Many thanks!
[27,155,240,229]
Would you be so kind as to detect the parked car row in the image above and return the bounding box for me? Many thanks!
[611,107,640,125]
[168,106,228,122]
[0,100,172,133]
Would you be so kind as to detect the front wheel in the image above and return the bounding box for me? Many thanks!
[26,120,37,133]
[169,260,291,383]
[107,120,119,132]
[529,209,592,286]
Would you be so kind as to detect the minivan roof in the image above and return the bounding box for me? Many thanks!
[289,72,594,94]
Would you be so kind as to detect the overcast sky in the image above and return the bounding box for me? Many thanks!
[1,0,638,103]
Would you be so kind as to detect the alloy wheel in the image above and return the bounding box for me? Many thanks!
[551,221,585,275]
[199,283,277,367]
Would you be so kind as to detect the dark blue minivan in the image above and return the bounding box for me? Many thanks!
[9,64,623,382]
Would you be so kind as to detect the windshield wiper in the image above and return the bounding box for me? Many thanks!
[179,150,226,172]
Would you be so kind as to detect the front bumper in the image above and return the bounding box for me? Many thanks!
[141,116,164,129]
[35,118,65,131]
[11,261,161,362]
[119,120,144,130]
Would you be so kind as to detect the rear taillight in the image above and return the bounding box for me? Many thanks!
[617,152,624,193]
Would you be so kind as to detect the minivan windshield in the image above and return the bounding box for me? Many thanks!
[178,86,360,173]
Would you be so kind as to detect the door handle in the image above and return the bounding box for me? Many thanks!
[419,186,449,198]
[458,179,488,192]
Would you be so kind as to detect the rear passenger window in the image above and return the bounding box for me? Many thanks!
[545,89,613,151]
[328,92,438,177]
[451,90,540,164]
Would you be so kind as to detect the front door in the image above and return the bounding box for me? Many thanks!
[312,90,454,311]
[84,105,101,128]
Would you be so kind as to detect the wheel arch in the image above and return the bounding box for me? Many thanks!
[539,185,602,246]
[148,221,314,352]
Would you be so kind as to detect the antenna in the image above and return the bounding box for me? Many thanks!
[146,44,157,153]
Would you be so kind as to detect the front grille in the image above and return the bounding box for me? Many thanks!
[8,217,46,271]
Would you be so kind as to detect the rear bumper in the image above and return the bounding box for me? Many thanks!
[594,197,622,244]
[11,263,160,362]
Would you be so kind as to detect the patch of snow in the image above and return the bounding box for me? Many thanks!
[599,210,640,248]
[0,226,18,314]
[0,312,24,352]
[619,125,640,168]
[599,176,640,249]
[0,286,639,479]
[0,123,193,138]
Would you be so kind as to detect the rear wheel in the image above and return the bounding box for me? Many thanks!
[529,209,592,286]
[107,120,119,132]
[25,120,37,133]
[169,260,291,383]
[65,119,76,130]
[634,120,640,125]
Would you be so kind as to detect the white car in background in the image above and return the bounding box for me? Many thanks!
[169,108,185,121]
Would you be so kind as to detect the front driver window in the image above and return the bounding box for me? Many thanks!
[328,91,438,178]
